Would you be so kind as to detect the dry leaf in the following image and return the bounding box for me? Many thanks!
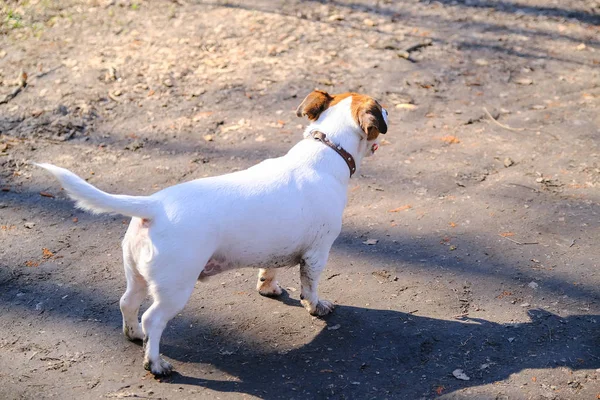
[449,221,457,228]
[203,135,214,142]
[499,232,515,237]
[221,124,243,133]
[193,111,213,121]
[514,77,533,85]
[435,386,445,395]
[72,217,78,223]
[25,260,40,267]
[452,369,470,381]
[40,191,55,198]
[363,18,375,27]
[42,248,54,259]
[389,205,412,212]
[395,103,417,110]
[328,14,344,21]
[440,136,460,144]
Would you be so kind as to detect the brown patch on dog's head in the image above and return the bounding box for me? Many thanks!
[350,95,388,140]
[297,91,388,140]
[295,90,333,121]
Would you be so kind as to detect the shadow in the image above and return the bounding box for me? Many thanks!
[292,0,600,26]
[421,0,600,26]
[160,305,600,398]
[2,257,598,398]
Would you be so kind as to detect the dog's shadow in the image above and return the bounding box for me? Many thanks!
[158,301,600,398]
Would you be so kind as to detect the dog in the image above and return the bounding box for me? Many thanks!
[36,90,388,376]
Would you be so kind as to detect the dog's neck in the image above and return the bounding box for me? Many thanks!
[301,97,367,181]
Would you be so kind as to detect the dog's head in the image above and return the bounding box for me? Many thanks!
[296,90,388,157]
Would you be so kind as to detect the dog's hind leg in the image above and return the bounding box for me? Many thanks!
[140,266,198,376]
[256,268,283,297]
[299,249,334,316]
[120,254,147,341]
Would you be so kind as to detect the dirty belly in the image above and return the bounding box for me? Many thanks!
[198,253,303,280]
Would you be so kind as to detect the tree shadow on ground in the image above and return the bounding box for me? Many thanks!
[163,303,600,399]
[2,263,597,399]
[297,0,600,26]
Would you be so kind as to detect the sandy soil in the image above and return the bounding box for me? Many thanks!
[1,0,600,398]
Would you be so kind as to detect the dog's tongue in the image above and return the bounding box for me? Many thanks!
[371,143,379,152]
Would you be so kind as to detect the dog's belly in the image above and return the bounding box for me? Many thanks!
[198,253,302,280]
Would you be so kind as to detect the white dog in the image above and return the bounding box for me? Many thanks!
[36,90,388,376]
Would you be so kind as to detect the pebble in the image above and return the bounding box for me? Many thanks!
[528,281,539,290]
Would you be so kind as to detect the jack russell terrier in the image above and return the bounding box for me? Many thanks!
[36,90,389,376]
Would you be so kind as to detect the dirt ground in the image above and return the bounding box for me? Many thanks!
[1,0,600,398]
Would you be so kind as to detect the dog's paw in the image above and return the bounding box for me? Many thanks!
[124,323,144,341]
[144,357,173,376]
[310,300,335,316]
[257,280,283,297]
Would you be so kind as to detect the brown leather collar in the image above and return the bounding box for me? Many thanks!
[310,130,356,177]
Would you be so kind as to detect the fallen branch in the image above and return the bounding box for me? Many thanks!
[0,71,27,105]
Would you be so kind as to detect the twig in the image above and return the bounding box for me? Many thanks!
[569,239,576,248]
[453,313,469,319]
[459,334,474,347]
[397,39,433,62]
[34,65,62,80]
[0,71,27,105]
[498,234,538,245]
[506,183,540,193]
[405,39,433,53]
[483,107,524,132]
[483,107,553,138]
[108,91,122,102]
[587,351,600,360]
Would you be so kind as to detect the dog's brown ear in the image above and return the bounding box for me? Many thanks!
[355,99,388,140]
[296,90,333,121]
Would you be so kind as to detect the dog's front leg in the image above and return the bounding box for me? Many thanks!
[256,268,283,297]
[299,251,334,316]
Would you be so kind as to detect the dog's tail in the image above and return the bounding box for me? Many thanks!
[35,163,158,219]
